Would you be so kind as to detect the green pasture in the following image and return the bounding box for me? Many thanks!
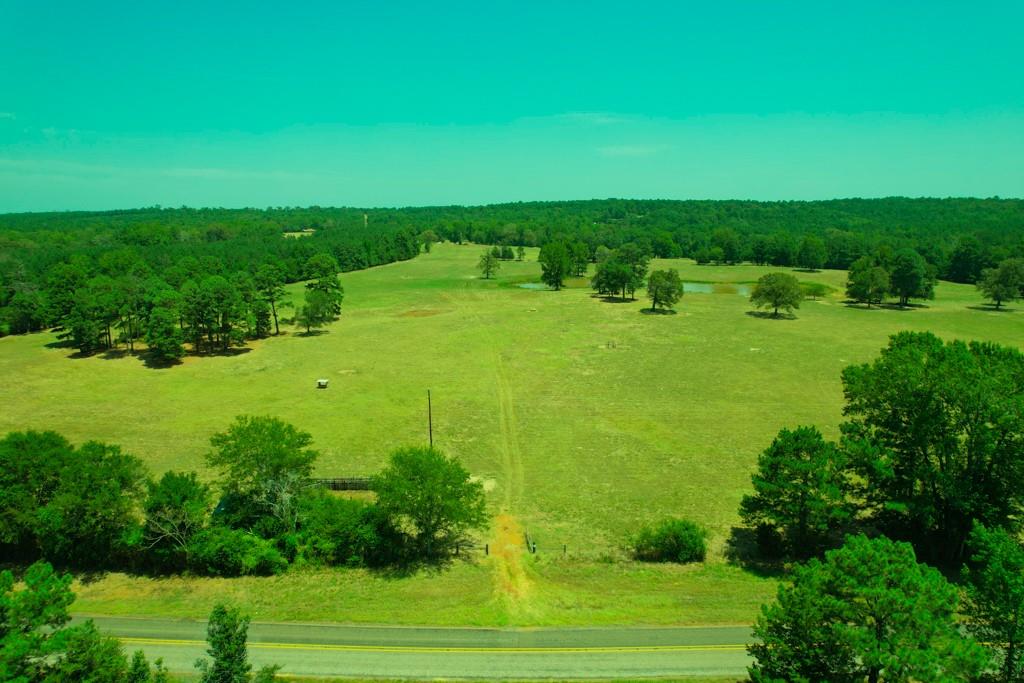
[3,243,1021,626]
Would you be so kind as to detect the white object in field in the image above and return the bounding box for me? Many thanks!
[316,379,329,389]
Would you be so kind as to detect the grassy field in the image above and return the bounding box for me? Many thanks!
[3,243,1022,626]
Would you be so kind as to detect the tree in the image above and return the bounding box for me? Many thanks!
[846,256,890,308]
[371,446,487,562]
[591,257,632,299]
[538,242,572,290]
[477,250,499,279]
[207,416,319,535]
[964,525,1024,683]
[143,471,212,571]
[516,246,525,261]
[145,303,185,363]
[254,264,285,335]
[797,235,827,271]
[195,604,279,683]
[0,430,71,555]
[947,236,987,284]
[570,241,589,276]
[739,427,851,558]
[304,253,344,318]
[978,258,1024,309]
[616,243,650,299]
[841,331,1024,565]
[294,289,332,334]
[750,273,802,317]
[35,440,148,568]
[889,248,935,306]
[1,561,161,682]
[748,535,986,683]
[419,229,439,253]
[711,227,741,264]
[646,269,684,311]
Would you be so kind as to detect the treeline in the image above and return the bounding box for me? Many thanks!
[734,330,1024,681]
[0,206,420,338]
[4,198,1023,337]
[416,197,1023,279]
[0,416,486,576]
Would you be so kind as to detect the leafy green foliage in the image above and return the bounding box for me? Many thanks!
[196,604,279,683]
[143,471,212,572]
[749,535,986,683]
[750,272,802,317]
[978,258,1024,309]
[796,235,827,271]
[646,269,684,311]
[889,248,936,306]
[1,561,165,682]
[539,242,571,290]
[739,427,851,559]
[294,493,389,567]
[294,288,333,333]
[207,416,318,535]
[845,256,891,307]
[631,519,707,563]
[964,525,1024,683]
[477,249,499,279]
[303,253,344,318]
[372,446,487,562]
[841,331,1024,565]
[186,527,287,577]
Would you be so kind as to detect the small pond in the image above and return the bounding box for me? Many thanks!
[517,282,548,290]
[684,282,750,296]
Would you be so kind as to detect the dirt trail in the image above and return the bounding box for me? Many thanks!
[491,354,531,606]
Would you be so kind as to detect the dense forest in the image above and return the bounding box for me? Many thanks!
[1,198,1022,342]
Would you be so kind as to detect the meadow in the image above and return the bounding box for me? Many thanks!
[2,243,1021,626]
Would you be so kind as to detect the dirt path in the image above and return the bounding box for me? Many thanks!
[491,353,531,608]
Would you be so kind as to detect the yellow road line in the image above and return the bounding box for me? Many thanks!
[118,637,747,654]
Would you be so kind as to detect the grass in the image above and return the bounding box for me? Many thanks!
[2,243,1022,626]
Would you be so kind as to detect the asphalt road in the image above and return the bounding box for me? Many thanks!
[79,616,754,679]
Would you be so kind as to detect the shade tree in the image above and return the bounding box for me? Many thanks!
[750,272,802,317]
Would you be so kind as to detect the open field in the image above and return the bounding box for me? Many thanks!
[3,243,1022,626]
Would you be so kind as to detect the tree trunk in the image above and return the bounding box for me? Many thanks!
[271,300,279,335]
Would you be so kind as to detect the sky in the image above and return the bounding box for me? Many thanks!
[1,1,1022,211]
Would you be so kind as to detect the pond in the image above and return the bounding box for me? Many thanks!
[684,282,750,296]
[517,282,548,290]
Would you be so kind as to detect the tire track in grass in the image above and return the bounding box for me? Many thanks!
[492,353,532,609]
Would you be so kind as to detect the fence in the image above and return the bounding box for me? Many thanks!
[312,477,372,491]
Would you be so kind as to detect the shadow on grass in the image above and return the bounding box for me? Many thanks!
[44,338,76,350]
[100,349,133,361]
[723,527,787,579]
[296,329,329,337]
[745,310,797,321]
[967,304,1015,312]
[140,351,184,369]
[591,294,636,304]
[640,308,678,315]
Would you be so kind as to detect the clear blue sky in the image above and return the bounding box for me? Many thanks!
[1,1,1021,211]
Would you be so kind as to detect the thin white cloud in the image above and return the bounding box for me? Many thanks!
[0,112,15,120]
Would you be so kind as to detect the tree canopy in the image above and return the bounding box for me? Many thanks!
[749,535,986,683]
[750,272,802,317]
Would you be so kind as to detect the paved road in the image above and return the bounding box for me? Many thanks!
[79,616,754,679]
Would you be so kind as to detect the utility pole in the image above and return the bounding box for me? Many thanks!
[427,389,433,447]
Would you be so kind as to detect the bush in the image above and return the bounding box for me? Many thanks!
[631,518,708,563]
[187,527,287,577]
[295,493,384,567]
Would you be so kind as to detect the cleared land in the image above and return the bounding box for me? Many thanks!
[2,243,1021,626]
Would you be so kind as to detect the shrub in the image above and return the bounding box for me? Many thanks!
[295,493,383,567]
[631,518,707,563]
[187,527,287,577]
